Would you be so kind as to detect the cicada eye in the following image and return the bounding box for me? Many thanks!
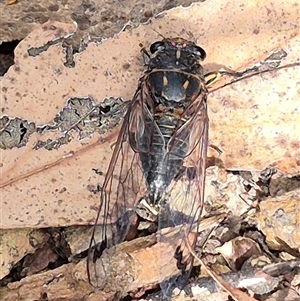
[188,45,206,60]
[150,41,166,54]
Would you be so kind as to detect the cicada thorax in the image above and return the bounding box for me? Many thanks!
[137,38,208,210]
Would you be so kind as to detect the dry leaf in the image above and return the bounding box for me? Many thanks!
[0,229,49,279]
[1,0,299,232]
[217,237,261,271]
[257,188,300,252]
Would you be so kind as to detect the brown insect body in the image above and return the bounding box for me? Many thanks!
[89,38,210,296]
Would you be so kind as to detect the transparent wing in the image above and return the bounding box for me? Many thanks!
[158,95,209,296]
[88,79,209,295]
[87,86,151,288]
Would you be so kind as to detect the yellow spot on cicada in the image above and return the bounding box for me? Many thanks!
[205,72,222,87]
[183,80,190,90]
[163,75,169,87]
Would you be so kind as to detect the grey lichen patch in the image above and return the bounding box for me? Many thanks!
[28,35,71,57]
[34,96,127,151]
[27,40,50,56]
[63,44,76,68]
[0,97,126,151]
[33,134,73,151]
[0,116,36,149]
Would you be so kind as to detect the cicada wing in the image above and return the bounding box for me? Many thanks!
[158,96,209,296]
[170,97,209,225]
[87,88,149,288]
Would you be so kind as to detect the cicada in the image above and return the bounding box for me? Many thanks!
[88,37,219,297]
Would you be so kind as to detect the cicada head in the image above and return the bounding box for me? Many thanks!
[146,38,206,76]
[150,38,206,61]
